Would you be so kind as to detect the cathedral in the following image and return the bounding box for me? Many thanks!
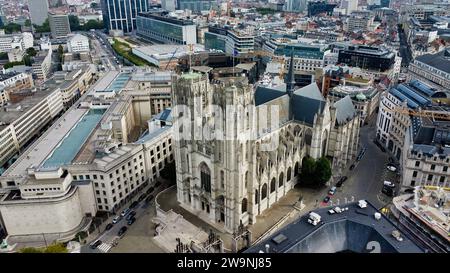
[171,58,361,233]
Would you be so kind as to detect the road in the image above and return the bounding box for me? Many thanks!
[80,181,167,253]
[398,24,413,68]
[321,113,397,209]
[87,31,120,72]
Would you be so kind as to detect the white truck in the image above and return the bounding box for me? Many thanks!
[308,212,322,226]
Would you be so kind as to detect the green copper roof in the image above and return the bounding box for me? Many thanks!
[355,93,367,101]
[181,72,202,80]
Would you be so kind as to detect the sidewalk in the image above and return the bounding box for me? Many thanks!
[156,183,329,252]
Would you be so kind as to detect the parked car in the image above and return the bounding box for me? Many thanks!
[138,194,146,202]
[349,164,356,170]
[120,208,130,217]
[382,187,394,197]
[127,217,136,225]
[90,240,102,249]
[328,186,337,195]
[336,176,347,187]
[126,211,136,220]
[145,195,154,203]
[323,196,331,203]
[154,181,161,187]
[404,188,415,194]
[112,215,121,224]
[388,157,395,164]
[105,223,113,231]
[386,164,397,172]
[146,187,154,195]
[129,201,139,209]
[118,226,128,236]
[384,181,396,188]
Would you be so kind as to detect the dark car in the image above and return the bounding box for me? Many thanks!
[90,240,102,249]
[349,164,356,170]
[154,181,161,187]
[404,188,415,194]
[126,211,136,220]
[118,226,128,236]
[336,176,347,187]
[146,187,154,195]
[129,201,139,209]
[138,194,146,202]
[382,186,394,197]
[105,223,113,231]
[323,196,331,203]
[145,195,154,203]
[127,217,136,225]
[388,157,395,164]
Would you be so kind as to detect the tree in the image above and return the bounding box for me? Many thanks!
[33,19,50,33]
[91,2,99,9]
[83,20,104,31]
[20,247,43,253]
[23,55,32,66]
[0,52,8,60]
[24,19,31,27]
[44,243,67,253]
[26,47,37,57]
[69,15,81,31]
[300,157,316,186]
[299,157,332,188]
[314,157,332,187]
[3,61,25,69]
[1,23,22,34]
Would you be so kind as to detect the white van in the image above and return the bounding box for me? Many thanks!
[112,215,121,224]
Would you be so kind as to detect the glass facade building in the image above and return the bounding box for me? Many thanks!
[204,29,227,52]
[136,12,197,44]
[176,0,215,12]
[101,0,148,33]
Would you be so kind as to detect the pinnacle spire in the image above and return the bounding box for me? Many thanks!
[286,49,295,97]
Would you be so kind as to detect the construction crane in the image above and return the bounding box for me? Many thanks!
[385,106,450,121]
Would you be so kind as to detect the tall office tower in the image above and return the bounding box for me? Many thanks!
[28,0,50,26]
[101,0,149,33]
[176,0,215,13]
[48,12,71,38]
[284,0,309,13]
[162,0,176,11]
[339,0,358,15]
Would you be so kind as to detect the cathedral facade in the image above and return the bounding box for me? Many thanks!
[171,66,360,233]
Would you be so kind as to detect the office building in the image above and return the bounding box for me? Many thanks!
[176,0,215,12]
[101,0,149,33]
[335,44,396,73]
[0,33,34,53]
[307,1,337,17]
[32,50,52,81]
[204,26,255,55]
[28,0,49,26]
[407,48,450,90]
[132,44,205,69]
[392,188,450,253]
[136,12,197,45]
[162,0,176,11]
[285,0,308,13]
[67,34,90,53]
[0,72,33,106]
[346,11,375,32]
[0,70,174,248]
[48,12,71,39]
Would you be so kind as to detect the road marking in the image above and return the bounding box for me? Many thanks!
[97,243,113,253]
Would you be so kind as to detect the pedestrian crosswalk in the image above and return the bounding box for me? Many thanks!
[97,243,113,253]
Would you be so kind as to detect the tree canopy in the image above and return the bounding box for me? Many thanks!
[1,23,22,34]
[33,19,50,33]
[299,157,332,188]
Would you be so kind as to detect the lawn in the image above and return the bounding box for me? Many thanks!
[111,38,152,66]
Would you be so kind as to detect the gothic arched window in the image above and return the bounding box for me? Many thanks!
[200,162,211,193]
[270,178,276,193]
[241,198,248,213]
[261,184,268,200]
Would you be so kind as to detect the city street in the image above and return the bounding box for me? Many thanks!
[80,181,168,253]
[322,113,395,209]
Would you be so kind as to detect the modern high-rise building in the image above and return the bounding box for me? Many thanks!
[28,0,50,26]
[285,0,308,13]
[101,0,149,33]
[176,0,215,12]
[136,12,197,44]
[162,0,176,11]
[48,12,71,38]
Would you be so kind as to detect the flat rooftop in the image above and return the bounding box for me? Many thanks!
[133,44,205,60]
[42,108,106,168]
[3,108,89,177]
[246,201,424,253]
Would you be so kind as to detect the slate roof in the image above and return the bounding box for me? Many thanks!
[333,95,357,126]
[415,49,450,74]
[292,83,326,125]
[254,84,287,106]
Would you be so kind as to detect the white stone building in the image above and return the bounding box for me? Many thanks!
[67,34,90,53]
[172,59,360,232]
